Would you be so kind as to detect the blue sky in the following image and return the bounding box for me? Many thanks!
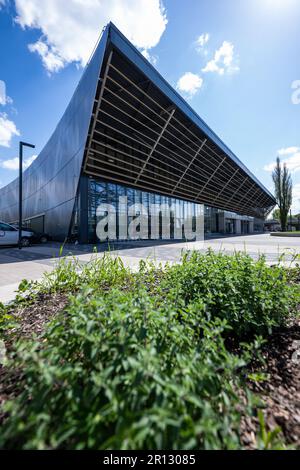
[0,0,300,211]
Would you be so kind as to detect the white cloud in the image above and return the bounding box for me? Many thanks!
[0,80,13,106]
[28,41,65,73]
[0,154,37,171]
[202,41,239,75]
[176,72,203,98]
[0,0,6,8]
[0,113,20,147]
[195,33,210,52]
[14,0,167,73]
[141,49,158,66]
[0,80,6,106]
[264,147,300,173]
[278,146,300,156]
[291,183,300,214]
[263,162,274,172]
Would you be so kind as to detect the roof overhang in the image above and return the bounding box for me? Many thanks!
[83,23,276,218]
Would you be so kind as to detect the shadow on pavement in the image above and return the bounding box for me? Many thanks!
[0,239,189,265]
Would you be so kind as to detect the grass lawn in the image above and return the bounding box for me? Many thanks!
[271,231,300,236]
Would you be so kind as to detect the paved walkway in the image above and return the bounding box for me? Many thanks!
[0,234,299,304]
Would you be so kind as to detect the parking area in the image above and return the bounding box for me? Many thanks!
[0,233,300,303]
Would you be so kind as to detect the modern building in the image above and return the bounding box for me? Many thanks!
[0,23,275,243]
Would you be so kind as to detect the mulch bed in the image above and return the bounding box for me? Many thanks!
[0,293,299,449]
[4,293,68,343]
[240,316,300,448]
[0,294,68,425]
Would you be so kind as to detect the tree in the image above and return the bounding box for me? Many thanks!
[272,157,292,232]
[272,208,280,221]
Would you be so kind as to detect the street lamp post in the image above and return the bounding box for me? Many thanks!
[19,141,35,249]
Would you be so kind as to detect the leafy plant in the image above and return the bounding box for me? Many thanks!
[16,252,132,298]
[159,250,299,337]
[0,302,15,339]
[1,288,250,450]
[1,250,298,450]
[256,411,286,450]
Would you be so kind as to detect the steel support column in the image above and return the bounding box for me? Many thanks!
[171,139,207,195]
[134,108,175,184]
[226,178,254,207]
[211,169,239,206]
[196,156,226,200]
[84,50,113,171]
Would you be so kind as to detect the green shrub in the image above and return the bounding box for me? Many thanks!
[1,251,296,450]
[1,288,250,450]
[159,250,299,337]
[20,252,131,297]
[0,302,15,339]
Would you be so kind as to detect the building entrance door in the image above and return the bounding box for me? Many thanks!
[226,219,235,234]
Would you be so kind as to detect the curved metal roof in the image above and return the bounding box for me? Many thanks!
[83,23,275,218]
[0,22,275,229]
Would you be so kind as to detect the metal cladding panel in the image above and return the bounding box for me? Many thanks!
[0,26,109,239]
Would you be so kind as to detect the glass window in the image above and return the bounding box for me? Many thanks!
[117,184,127,240]
[107,183,117,205]
[0,223,16,231]
[86,177,207,243]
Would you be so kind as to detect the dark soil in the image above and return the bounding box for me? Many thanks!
[0,294,68,424]
[6,293,68,343]
[240,316,300,449]
[0,293,299,449]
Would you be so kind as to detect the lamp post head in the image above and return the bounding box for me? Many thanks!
[20,141,35,149]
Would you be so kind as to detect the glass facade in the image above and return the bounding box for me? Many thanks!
[69,176,261,243]
[204,206,219,234]
[86,178,206,243]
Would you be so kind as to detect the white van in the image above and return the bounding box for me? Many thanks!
[0,221,34,247]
